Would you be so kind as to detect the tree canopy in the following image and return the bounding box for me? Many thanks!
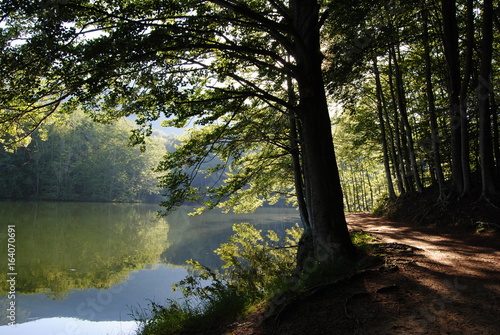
[1,0,499,267]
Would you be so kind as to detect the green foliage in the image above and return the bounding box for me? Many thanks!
[175,223,302,303]
[350,230,378,253]
[134,264,248,335]
[135,222,383,334]
[214,223,303,297]
[0,111,167,202]
[333,110,388,211]
[135,223,302,334]
[157,111,295,215]
[1,0,332,218]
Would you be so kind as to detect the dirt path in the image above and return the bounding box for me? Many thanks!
[348,212,500,278]
[345,213,500,335]
[225,213,500,335]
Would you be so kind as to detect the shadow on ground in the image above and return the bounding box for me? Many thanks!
[225,213,500,335]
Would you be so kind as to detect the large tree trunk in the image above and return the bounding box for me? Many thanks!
[291,0,356,269]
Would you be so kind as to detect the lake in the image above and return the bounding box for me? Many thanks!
[0,201,299,335]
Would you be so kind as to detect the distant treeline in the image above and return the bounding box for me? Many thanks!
[0,112,178,203]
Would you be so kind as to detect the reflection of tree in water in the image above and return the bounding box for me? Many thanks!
[162,206,299,269]
[0,202,170,299]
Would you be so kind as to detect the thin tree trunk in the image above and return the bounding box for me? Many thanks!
[289,113,311,229]
[391,45,423,193]
[367,171,374,209]
[382,84,405,195]
[388,53,411,194]
[459,0,474,197]
[287,72,311,229]
[373,57,396,199]
[422,8,446,199]
[441,0,464,198]
[478,0,497,197]
[491,92,500,180]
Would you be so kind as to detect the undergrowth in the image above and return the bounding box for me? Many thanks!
[133,223,377,335]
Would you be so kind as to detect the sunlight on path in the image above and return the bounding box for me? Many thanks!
[346,213,500,278]
[346,213,500,334]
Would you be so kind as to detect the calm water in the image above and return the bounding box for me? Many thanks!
[0,201,299,335]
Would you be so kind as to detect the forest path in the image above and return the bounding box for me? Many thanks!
[346,212,500,278]
[344,212,500,334]
[226,213,500,335]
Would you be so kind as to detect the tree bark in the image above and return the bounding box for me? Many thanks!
[478,0,497,197]
[373,57,396,199]
[290,0,356,268]
[491,92,500,180]
[287,70,311,229]
[459,0,474,197]
[390,45,423,193]
[441,0,464,198]
[388,53,411,194]
[382,81,405,195]
[422,8,446,199]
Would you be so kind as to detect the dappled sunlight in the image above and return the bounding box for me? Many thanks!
[340,213,500,334]
[347,213,500,278]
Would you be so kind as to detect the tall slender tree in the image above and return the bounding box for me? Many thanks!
[373,57,396,199]
[422,7,446,199]
[441,0,465,199]
[478,0,497,198]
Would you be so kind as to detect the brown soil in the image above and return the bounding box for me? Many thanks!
[223,213,500,335]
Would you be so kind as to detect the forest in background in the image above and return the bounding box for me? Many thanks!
[0,111,177,202]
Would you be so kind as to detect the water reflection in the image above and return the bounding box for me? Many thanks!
[164,206,300,267]
[0,202,169,299]
[0,201,299,334]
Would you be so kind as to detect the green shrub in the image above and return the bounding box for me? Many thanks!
[214,222,303,298]
[134,262,248,334]
[135,223,302,335]
[350,230,378,252]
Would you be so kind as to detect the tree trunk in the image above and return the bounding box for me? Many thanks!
[459,0,475,197]
[388,54,411,194]
[291,0,356,269]
[382,85,405,195]
[478,0,497,197]
[288,72,311,229]
[373,57,396,199]
[441,0,464,198]
[390,45,423,193]
[491,92,500,180]
[422,8,446,199]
